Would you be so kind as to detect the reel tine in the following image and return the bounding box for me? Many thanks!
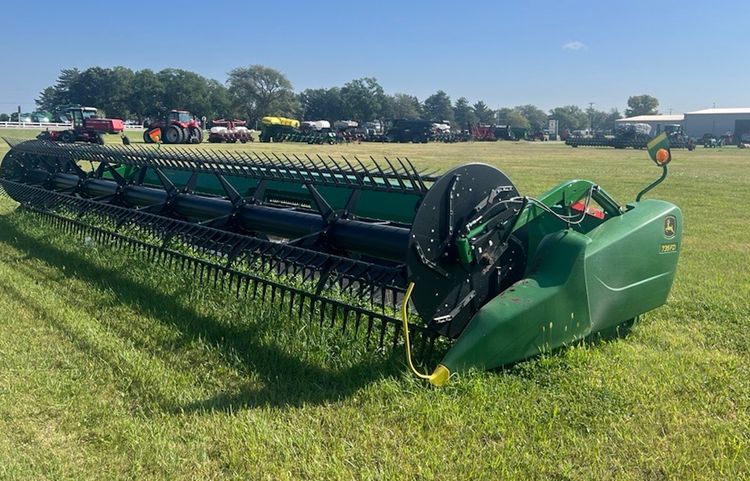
[340,307,350,334]
[329,303,338,329]
[354,311,362,336]
[382,156,406,191]
[392,322,401,350]
[369,156,392,191]
[403,156,429,192]
[1,164,448,361]
[340,155,364,187]
[365,314,374,349]
[318,300,327,328]
[298,291,307,321]
[378,317,387,350]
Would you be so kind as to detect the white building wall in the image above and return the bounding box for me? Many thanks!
[684,113,750,138]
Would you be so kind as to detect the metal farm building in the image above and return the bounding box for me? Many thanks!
[682,108,750,140]
[616,108,750,140]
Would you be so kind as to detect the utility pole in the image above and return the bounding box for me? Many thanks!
[588,102,595,132]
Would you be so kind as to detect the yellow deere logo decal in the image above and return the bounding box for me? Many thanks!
[664,215,676,238]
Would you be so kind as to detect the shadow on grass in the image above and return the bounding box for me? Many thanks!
[0,211,406,411]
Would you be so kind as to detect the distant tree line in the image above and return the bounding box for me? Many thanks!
[35,67,234,122]
[31,65,663,132]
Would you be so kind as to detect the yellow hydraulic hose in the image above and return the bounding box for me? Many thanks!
[401,282,451,386]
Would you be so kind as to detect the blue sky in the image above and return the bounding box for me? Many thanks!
[1,0,747,114]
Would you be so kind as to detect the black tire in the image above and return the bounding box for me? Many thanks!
[60,131,76,143]
[95,134,105,145]
[143,130,154,143]
[164,125,182,144]
[188,126,203,144]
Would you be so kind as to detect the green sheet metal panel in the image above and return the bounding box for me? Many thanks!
[133,168,423,224]
[437,198,682,375]
[584,199,682,332]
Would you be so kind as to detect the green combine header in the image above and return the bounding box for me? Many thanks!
[0,139,681,385]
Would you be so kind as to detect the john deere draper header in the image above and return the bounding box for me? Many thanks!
[0,137,681,385]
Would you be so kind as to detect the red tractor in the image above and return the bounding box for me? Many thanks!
[143,110,203,144]
[37,107,124,145]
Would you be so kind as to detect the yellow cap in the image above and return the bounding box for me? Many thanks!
[428,364,451,386]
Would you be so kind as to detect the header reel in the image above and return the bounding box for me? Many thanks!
[0,139,682,385]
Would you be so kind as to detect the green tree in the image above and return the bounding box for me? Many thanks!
[65,66,135,119]
[506,111,529,129]
[497,107,529,129]
[386,93,422,119]
[472,101,495,124]
[586,107,622,132]
[35,68,80,114]
[129,69,164,121]
[103,66,135,119]
[299,87,344,121]
[453,97,477,128]
[0,113,8,122]
[514,105,548,131]
[603,108,622,132]
[38,65,263,122]
[549,105,589,132]
[205,79,234,120]
[228,65,299,123]
[340,78,386,122]
[423,90,454,123]
[156,68,220,120]
[625,95,659,117]
[496,107,529,128]
[496,107,513,124]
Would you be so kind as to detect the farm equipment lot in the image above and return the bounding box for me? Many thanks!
[0,130,748,480]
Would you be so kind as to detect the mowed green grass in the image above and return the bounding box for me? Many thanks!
[0,128,749,480]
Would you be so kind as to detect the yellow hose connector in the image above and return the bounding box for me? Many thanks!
[429,364,451,386]
[401,282,451,386]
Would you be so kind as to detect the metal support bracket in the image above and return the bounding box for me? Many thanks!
[433,290,476,323]
[414,241,449,278]
[306,183,335,221]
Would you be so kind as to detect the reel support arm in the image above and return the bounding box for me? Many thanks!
[636,164,668,202]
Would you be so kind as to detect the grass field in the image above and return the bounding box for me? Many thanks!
[0,129,748,480]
